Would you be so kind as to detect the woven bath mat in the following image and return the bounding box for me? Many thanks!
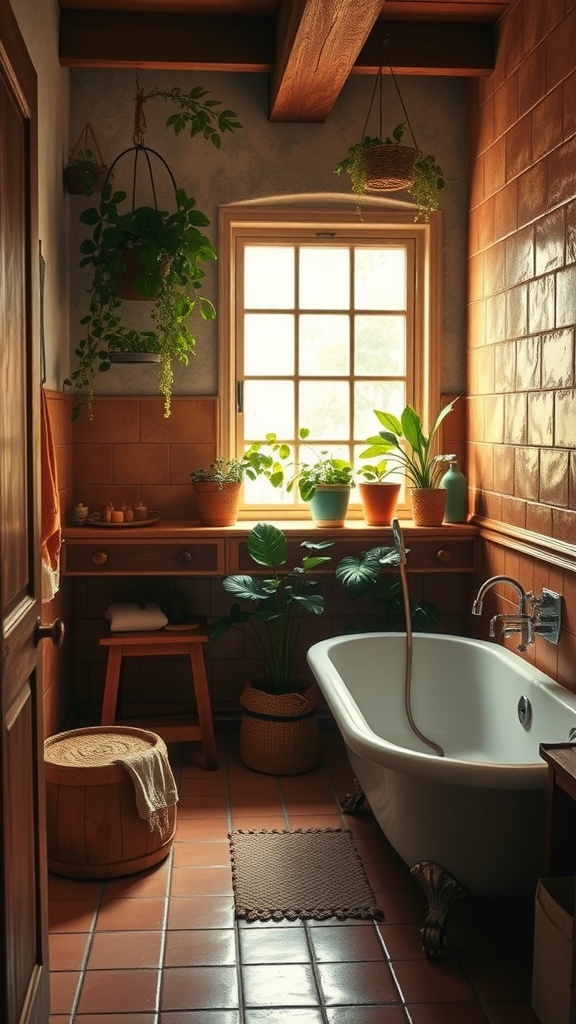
[229,827,383,922]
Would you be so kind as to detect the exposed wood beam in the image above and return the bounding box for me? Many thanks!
[269,0,383,122]
[59,9,495,118]
[59,12,276,70]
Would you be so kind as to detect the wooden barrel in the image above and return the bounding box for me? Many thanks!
[44,725,177,879]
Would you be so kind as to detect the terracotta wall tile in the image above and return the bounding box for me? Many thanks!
[475,344,495,393]
[500,0,527,78]
[516,446,537,497]
[518,42,547,116]
[505,224,535,285]
[542,329,574,388]
[468,154,485,210]
[139,397,217,444]
[527,391,554,446]
[72,443,113,487]
[528,274,555,334]
[468,297,486,348]
[171,443,217,484]
[141,484,196,520]
[540,448,570,505]
[504,391,528,444]
[113,443,170,485]
[515,335,541,391]
[484,395,505,443]
[506,114,532,179]
[482,240,506,296]
[566,199,576,262]
[484,135,507,196]
[535,208,566,275]
[468,253,485,302]
[517,160,548,228]
[526,502,553,535]
[71,398,140,443]
[555,388,576,446]
[563,68,576,140]
[486,291,506,342]
[501,494,527,527]
[546,13,576,92]
[548,135,576,207]
[476,193,496,250]
[505,283,528,339]
[493,74,519,140]
[532,88,563,162]
[494,340,517,392]
[553,507,576,544]
[571,452,576,509]
[493,444,515,495]
[494,178,518,240]
[555,264,576,328]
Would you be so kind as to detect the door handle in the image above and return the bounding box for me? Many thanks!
[35,617,65,647]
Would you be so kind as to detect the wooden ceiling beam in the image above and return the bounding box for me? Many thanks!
[358,19,494,75]
[268,0,383,122]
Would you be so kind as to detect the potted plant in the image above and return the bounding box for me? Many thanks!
[270,428,354,528]
[336,545,440,632]
[208,522,333,774]
[64,184,217,420]
[361,400,457,526]
[334,122,448,222]
[356,457,401,527]
[190,445,276,526]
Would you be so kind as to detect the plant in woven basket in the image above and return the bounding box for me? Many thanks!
[361,400,457,490]
[64,123,108,196]
[208,522,333,695]
[334,123,448,222]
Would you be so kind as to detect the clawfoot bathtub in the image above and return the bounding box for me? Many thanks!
[307,632,576,954]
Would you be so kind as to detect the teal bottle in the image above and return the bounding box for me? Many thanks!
[440,461,468,523]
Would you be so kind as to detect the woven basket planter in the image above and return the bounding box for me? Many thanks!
[192,480,242,526]
[409,487,447,527]
[365,144,417,192]
[239,680,319,775]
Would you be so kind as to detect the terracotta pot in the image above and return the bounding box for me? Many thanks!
[239,680,319,775]
[358,482,401,526]
[308,485,350,528]
[117,249,171,301]
[192,480,241,526]
[409,487,446,527]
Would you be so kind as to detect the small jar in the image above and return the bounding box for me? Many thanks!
[102,503,113,523]
[133,501,148,521]
[123,504,134,523]
[72,502,89,525]
[110,509,124,524]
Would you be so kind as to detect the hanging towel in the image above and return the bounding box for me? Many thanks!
[40,388,61,602]
[105,602,168,632]
[115,737,178,838]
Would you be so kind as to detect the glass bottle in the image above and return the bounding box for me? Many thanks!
[440,461,468,523]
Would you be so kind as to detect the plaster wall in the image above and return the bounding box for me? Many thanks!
[68,68,468,400]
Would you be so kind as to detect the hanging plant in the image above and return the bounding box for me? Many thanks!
[64,78,241,420]
[64,123,108,196]
[333,55,450,222]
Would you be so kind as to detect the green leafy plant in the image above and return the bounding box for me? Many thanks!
[64,147,107,196]
[334,122,449,222]
[269,428,354,502]
[64,184,217,420]
[138,84,242,147]
[208,522,333,695]
[357,457,395,483]
[336,546,440,632]
[190,444,276,488]
[361,400,457,489]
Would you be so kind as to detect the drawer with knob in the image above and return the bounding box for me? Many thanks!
[62,538,225,576]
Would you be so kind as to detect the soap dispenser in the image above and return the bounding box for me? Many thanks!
[440,461,468,523]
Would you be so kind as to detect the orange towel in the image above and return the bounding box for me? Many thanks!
[40,388,61,601]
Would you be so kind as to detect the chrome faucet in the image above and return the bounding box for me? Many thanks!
[471,576,562,651]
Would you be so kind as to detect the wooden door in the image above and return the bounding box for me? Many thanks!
[0,3,50,1024]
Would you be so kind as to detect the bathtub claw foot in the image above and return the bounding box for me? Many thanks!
[340,779,366,814]
[410,860,469,960]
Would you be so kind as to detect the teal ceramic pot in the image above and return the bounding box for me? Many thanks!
[308,485,351,528]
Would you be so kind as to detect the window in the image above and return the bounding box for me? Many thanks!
[218,203,442,518]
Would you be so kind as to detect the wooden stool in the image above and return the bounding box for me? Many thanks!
[99,626,218,769]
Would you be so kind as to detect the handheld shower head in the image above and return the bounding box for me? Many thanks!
[391,518,407,565]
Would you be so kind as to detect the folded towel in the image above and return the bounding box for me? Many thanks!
[105,603,168,632]
[40,388,61,602]
[115,737,178,839]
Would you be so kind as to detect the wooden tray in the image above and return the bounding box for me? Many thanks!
[85,512,160,527]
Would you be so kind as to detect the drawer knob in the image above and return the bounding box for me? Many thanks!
[91,550,108,566]
[436,549,452,563]
[178,550,193,567]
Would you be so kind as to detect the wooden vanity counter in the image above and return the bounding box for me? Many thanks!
[61,520,478,578]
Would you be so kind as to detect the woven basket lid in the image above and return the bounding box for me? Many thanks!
[44,725,161,768]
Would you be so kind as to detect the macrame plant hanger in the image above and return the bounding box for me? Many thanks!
[362,45,419,192]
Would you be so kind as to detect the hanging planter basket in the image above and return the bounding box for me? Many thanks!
[116,248,172,301]
[64,123,108,196]
[365,144,417,192]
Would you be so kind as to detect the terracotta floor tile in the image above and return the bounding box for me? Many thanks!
[244,1011,324,1024]
[167,895,235,930]
[87,930,163,969]
[49,970,82,1014]
[308,923,385,962]
[177,797,230,819]
[287,813,345,830]
[376,889,426,925]
[464,958,533,1001]
[48,876,102,901]
[170,865,233,896]
[242,963,320,1007]
[407,1003,488,1024]
[392,959,477,1003]
[160,965,239,1010]
[74,1016,156,1024]
[484,1001,542,1023]
[158,1012,240,1023]
[353,834,404,864]
[48,899,98,934]
[378,922,428,960]
[325,1008,409,1024]
[48,931,90,971]
[364,860,414,892]
[102,864,171,899]
[316,960,400,1005]
[163,928,237,967]
[76,968,160,1013]
[178,776,228,796]
[231,814,287,830]
[239,925,311,963]
[172,841,230,868]
[95,897,167,931]
[175,817,230,842]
